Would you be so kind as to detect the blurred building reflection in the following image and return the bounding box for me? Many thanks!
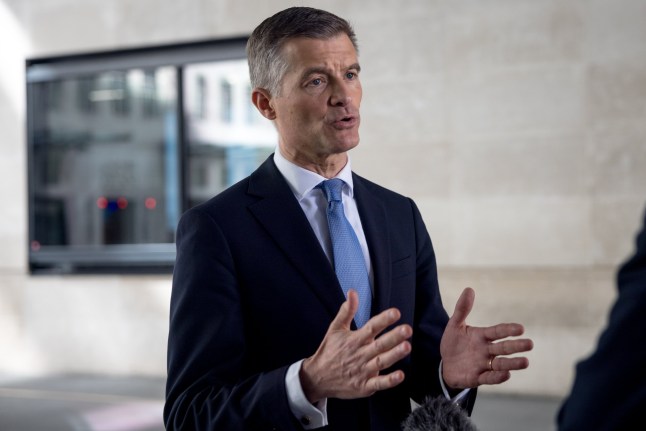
[184,60,275,208]
[27,40,277,273]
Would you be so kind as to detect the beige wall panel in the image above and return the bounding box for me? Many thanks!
[445,198,592,267]
[0,276,48,374]
[355,6,447,77]
[453,133,588,197]
[447,65,585,137]
[360,74,449,150]
[0,1,28,272]
[587,65,646,126]
[0,152,26,272]
[113,0,210,46]
[0,0,644,398]
[354,140,451,198]
[204,0,296,36]
[438,267,615,329]
[444,0,583,69]
[588,123,646,197]
[26,0,116,55]
[584,0,646,64]
[22,276,171,375]
[0,277,27,371]
[591,198,646,267]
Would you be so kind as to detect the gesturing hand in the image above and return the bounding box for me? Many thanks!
[300,290,413,404]
[440,287,534,390]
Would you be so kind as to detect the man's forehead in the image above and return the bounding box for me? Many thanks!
[281,35,359,70]
[284,34,356,54]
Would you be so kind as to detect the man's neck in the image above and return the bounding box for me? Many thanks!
[278,145,348,179]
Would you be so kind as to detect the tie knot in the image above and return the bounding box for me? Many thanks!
[320,178,344,203]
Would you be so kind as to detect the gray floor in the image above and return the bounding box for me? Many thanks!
[0,374,562,430]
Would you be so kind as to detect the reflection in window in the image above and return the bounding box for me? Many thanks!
[26,38,274,273]
[42,81,63,111]
[195,75,207,119]
[76,77,96,114]
[30,67,179,248]
[220,79,232,124]
[84,71,132,116]
[142,70,159,117]
[108,72,130,116]
[184,60,276,208]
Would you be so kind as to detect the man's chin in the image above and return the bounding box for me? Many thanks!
[332,141,359,155]
[331,133,360,152]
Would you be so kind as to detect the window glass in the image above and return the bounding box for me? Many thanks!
[184,60,276,208]
[30,67,180,249]
[26,38,266,273]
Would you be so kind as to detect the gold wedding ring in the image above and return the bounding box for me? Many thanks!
[488,357,494,372]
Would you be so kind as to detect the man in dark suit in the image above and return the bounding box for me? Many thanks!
[164,7,533,430]
[557,207,646,430]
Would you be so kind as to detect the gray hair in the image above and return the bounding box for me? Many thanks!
[246,7,358,97]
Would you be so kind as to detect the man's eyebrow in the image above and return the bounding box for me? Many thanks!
[348,63,361,72]
[300,67,329,80]
[299,63,362,80]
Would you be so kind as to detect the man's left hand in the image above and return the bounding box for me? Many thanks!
[440,287,534,389]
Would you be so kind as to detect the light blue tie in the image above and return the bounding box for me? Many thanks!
[319,179,372,328]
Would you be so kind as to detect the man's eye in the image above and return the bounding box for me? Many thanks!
[346,72,356,79]
[311,78,322,86]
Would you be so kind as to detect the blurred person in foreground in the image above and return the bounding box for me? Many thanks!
[557,206,646,430]
[164,7,533,430]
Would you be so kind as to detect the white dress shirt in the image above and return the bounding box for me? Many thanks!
[273,148,372,281]
[273,149,468,429]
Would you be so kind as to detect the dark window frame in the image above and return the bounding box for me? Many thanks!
[26,37,250,275]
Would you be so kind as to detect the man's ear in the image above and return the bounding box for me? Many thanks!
[251,88,277,120]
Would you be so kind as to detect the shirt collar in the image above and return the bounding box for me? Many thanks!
[273,147,355,200]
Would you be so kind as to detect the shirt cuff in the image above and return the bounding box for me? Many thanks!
[438,360,471,404]
[285,360,328,429]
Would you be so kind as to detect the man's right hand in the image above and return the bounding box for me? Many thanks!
[299,290,413,404]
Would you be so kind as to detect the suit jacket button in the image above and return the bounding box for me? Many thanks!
[300,416,311,426]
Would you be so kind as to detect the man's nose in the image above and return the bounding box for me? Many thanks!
[330,82,352,106]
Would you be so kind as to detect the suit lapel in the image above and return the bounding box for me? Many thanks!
[353,175,393,315]
[246,157,346,319]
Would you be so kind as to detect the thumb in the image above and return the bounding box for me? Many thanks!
[449,287,475,327]
[329,289,359,331]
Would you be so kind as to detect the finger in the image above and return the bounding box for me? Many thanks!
[449,287,475,326]
[367,340,411,373]
[478,370,511,386]
[366,370,406,393]
[491,356,530,372]
[370,324,413,357]
[483,323,525,341]
[355,307,403,343]
[488,338,534,356]
[329,289,359,331]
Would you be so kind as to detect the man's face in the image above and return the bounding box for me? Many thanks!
[269,34,362,165]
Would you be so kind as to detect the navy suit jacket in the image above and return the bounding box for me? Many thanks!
[557,207,646,430]
[164,156,475,430]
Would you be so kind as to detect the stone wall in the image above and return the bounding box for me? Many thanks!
[1,0,645,397]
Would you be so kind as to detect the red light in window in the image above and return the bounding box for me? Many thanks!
[145,197,157,210]
[117,197,128,209]
[31,240,41,252]
[97,196,108,209]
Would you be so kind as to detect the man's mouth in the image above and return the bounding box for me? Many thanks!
[330,115,359,129]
